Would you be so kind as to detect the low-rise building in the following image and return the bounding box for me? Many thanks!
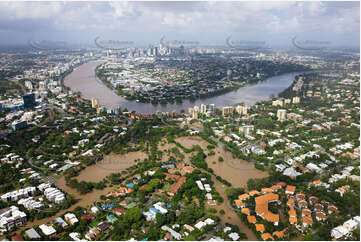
[0,206,27,231]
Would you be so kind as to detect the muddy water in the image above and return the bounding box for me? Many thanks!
[175,136,268,187]
[76,152,148,182]
[210,177,258,241]
[64,61,300,114]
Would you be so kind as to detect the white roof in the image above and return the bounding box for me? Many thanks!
[331,225,349,239]
[344,219,358,230]
[91,206,99,213]
[352,216,360,224]
[228,232,240,241]
[223,227,231,233]
[39,224,56,236]
[194,221,206,230]
[204,218,215,225]
[69,232,80,241]
[283,167,301,177]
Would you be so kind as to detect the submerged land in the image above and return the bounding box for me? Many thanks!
[0,46,359,241]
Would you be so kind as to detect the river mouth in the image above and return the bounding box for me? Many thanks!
[64,60,301,114]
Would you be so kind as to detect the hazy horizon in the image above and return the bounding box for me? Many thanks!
[0,1,359,49]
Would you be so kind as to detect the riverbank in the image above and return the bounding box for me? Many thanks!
[64,60,303,114]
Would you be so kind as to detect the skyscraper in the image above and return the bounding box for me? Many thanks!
[23,93,36,109]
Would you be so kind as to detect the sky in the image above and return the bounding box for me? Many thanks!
[0,1,359,48]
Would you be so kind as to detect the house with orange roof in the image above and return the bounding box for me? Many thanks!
[183,166,194,173]
[277,182,286,187]
[247,215,257,224]
[179,170,188,176]
[301,208,311,217]
[308,196,318,205]
[285,185,296,195]
[255,224,265,233]
[241,208,250,216]
[119,187,133,194]
[302,216,313,227]
[328,205,338,214]
[273,229,287,239]
[315,212,327,221]
[255,193,280,225]
[287,198,295,206]
[234,200,245,209]
[168,169,179,174]
[288,206,297,218]
[313,203,323,212]
[249,190,260,196]
[298,200,308,208]
[176,163,185,169]
[289,216,298,225]
[261,188,273,194]
[309,180,322,187]
[261,233,274,241]
[168,176,187,197]
[271,185,280,191]
[239,193,250,200]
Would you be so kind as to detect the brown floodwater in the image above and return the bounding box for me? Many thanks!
[175,136,268,188]
[76,152,148,182]
[210,177,258,241]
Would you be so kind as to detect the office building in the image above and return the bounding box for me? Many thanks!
[23,93,36,109]
[12,120,27,131]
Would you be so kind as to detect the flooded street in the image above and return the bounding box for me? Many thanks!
[210,177,258,241]
[64,61,300,114]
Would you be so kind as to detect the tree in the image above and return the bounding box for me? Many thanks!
[124,207,142,224]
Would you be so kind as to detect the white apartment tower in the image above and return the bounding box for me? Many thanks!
[222,106,234,116]
[200,104,207,114]
[91,98,99,109]
[292,97,300,104]
[236,105,248,115]
[277,109,287,121]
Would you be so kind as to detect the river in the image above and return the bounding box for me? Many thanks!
[64,61,300,114]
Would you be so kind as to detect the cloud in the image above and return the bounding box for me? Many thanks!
[0,1,358,46]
